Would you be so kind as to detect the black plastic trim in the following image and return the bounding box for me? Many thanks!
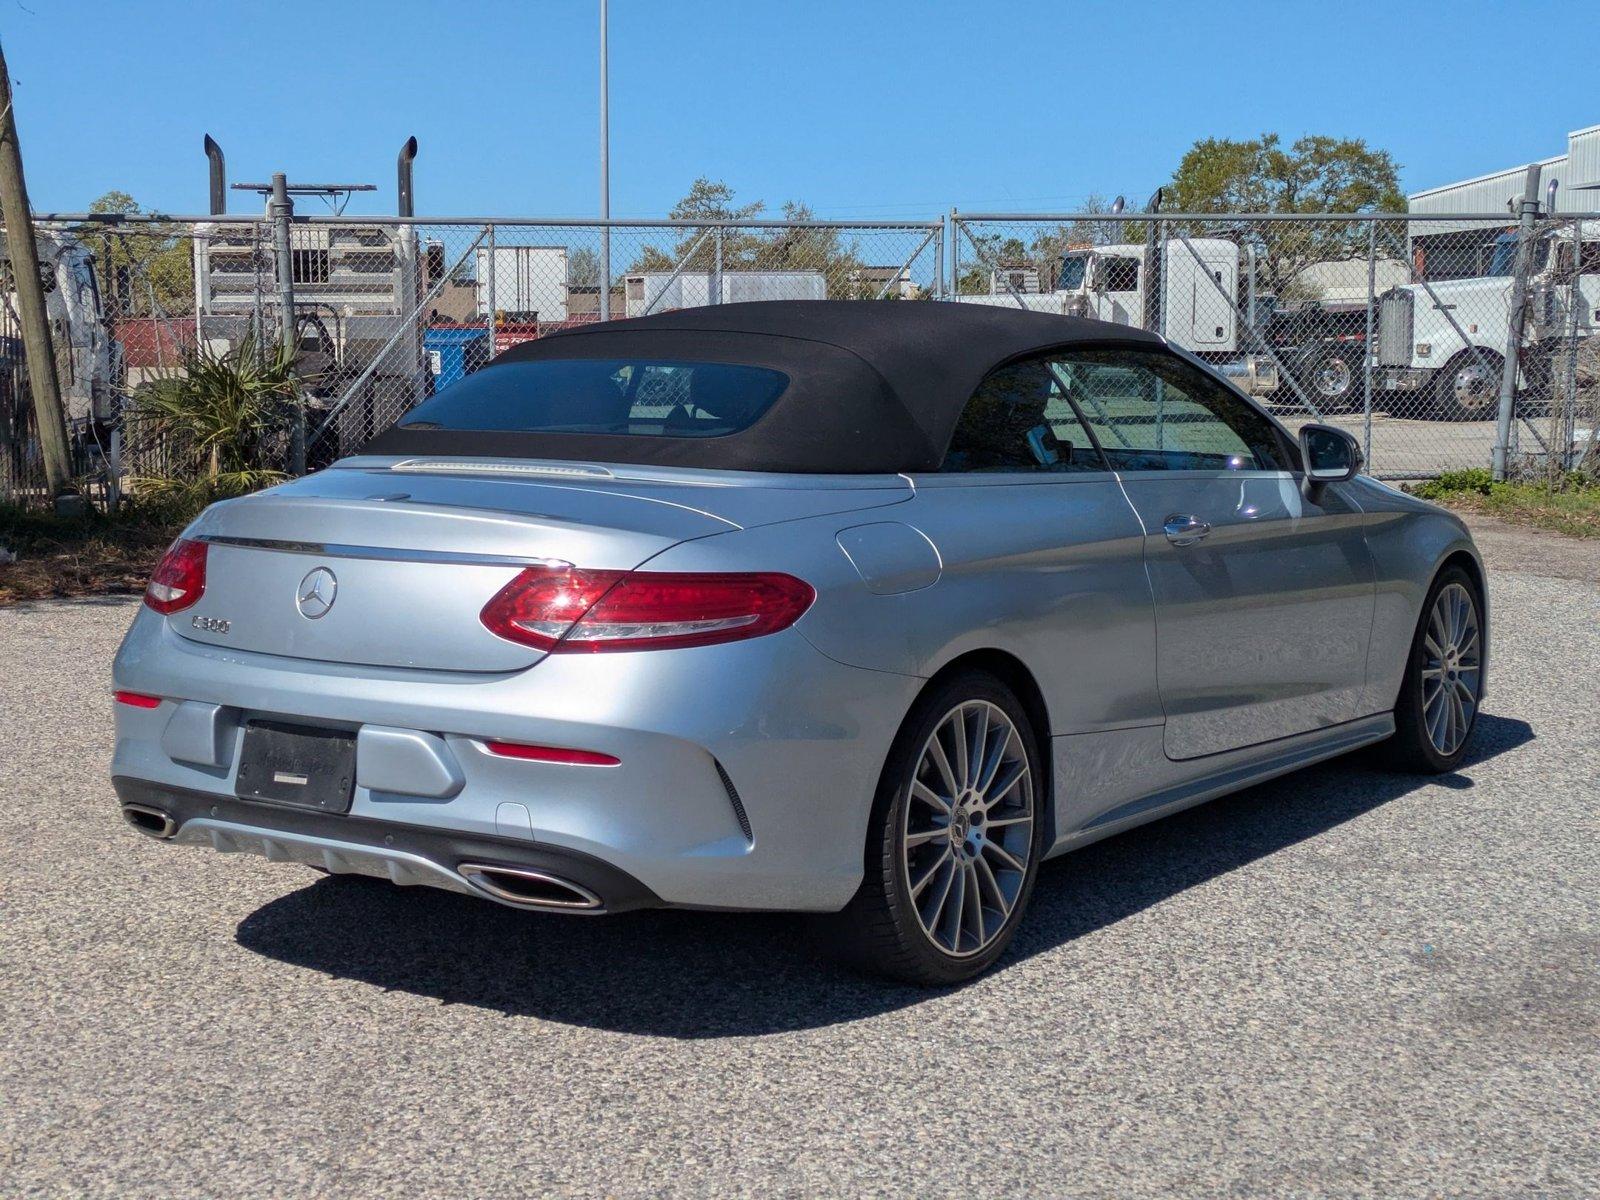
[113,777,662,914]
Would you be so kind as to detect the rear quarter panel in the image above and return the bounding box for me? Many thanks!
[648,472,1163,737]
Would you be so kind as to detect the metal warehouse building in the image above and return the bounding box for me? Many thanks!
[1406,123,1600,278]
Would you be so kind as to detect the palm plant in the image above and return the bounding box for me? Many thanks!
[130,335,299,513]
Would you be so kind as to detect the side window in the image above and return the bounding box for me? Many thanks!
[1102,257,1139,293]
[942,355,1106,473]
[1057,348,1285,472]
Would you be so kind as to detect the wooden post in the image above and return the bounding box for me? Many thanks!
[0,40,75,503]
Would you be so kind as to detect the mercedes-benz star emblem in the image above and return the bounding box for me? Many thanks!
[295,567,338,620]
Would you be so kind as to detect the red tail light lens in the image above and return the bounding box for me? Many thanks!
[480,567,814,653]
[114,690,163,709]
[143,538,208,615]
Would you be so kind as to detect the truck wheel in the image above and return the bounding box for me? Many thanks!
[1301,343,1360,413]
[1433,351,1503,422]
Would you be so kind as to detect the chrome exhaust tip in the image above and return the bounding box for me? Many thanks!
[121,804,178,839]
[457,863,603,911]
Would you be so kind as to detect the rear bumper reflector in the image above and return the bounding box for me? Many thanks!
[482,739,620,767]
[114,690,163,709]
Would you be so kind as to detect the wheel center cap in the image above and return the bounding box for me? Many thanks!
[951,811,972,843]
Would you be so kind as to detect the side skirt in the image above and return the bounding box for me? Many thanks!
[1045,713,1395,859]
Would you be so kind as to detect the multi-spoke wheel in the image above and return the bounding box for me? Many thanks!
[1420,582,1481,757]
[902,701,1034,958]
[1382,565,1485,772]
[832,670,1044,985]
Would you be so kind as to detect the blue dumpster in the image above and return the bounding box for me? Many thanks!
[424,325,491,391]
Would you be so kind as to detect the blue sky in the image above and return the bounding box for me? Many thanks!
[4,0,1594,219]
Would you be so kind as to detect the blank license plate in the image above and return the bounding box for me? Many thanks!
[235,721,356,813]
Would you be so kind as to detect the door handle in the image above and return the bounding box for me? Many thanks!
[1163,514,1212,546]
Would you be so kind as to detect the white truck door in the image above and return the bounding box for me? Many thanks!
[1163,242,1238,351]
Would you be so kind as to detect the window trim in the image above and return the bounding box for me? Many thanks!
[933,339,1306,480]
[1072,342,1300,475]
[938,348,1114,476]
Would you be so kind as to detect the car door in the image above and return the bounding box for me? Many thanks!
[902,353,1163,743]
[1060,346,1375,760]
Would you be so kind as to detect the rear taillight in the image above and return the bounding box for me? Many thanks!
[143,537,208,615]
[480,567,814,653]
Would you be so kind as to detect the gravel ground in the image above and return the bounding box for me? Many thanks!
[1,519,1595,1198]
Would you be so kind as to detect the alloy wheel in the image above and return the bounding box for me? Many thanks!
[1450,362,1497,414]
[901,701,1034,958]
[1314,355,1353,400]
[1421,581,1481,757]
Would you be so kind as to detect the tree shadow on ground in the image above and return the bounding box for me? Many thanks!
[235,714,1532,1038]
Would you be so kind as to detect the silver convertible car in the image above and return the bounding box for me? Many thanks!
[113,302,1487,984]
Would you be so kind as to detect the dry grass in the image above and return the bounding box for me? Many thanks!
[0,506,177,606]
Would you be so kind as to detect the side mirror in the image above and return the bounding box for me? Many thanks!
[1299,424,1362,484]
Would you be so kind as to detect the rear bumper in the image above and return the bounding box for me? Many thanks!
[114,777,660,913]
[1380,366,1430,392]
[112,606,920,912]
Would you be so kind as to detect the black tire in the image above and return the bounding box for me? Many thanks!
[1379,564,1485,773]
[829,669,1046,986]
[1433,351,1503,422]
[1298,342,1361,413]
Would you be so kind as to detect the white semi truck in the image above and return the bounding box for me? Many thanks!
[958,238,1280,397]
[1375,222,1600,420]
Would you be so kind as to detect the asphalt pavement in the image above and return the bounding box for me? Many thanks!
[1,518,1595,1198]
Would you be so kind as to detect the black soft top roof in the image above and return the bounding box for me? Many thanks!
[364,300,1164,473]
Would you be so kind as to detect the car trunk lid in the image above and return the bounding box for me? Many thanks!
[171,461,910,672]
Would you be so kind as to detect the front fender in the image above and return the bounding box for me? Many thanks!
[1348,478,1488,710]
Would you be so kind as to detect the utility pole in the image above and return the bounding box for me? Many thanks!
[598,0,611,322]
[0,39,75,507]
[268,173,303,474]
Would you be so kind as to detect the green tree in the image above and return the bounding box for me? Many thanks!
[625,181,872,297]
[1167,133,1403,215]
[78,191,196,319]
[628,177,766,274]
[568,246,602,288]
[1164,133,1406,296]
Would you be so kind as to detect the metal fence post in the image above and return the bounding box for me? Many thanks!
[1562,219,1582,469]
[949,210,959,298]
[1492,163,1542,481]
[485,222,496,356]
[1143,216,1160,333]
[935,214,946,300]
[269,173,303,475]
[1362,220,1378,469]
[712,227,723,304]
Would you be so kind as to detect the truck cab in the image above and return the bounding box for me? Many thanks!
[1376,222,1600,420]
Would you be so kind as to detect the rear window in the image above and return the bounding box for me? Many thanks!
[397,358,790,438]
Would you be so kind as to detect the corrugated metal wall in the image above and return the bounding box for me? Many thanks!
[1409,125,1600,230]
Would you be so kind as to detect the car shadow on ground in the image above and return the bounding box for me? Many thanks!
[235,713,1532,1038]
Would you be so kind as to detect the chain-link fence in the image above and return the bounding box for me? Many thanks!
[0,212,943,508]
[3,206,1598,510]
[954,211,1600,480]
